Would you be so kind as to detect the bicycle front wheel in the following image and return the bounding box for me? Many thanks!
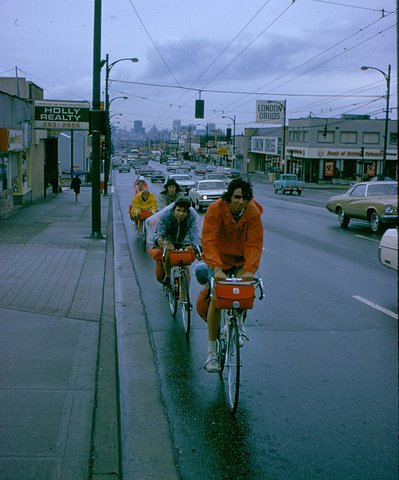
[226,316,240,414]
[216,311,228,372]
[179,271,191,335]
[141,222,147,250]
[167,277,178,316]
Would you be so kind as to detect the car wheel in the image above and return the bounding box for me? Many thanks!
[337,207,350,228]
[370,211,382,233]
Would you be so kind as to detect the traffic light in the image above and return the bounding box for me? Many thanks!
[195,99,204,119]
[226,128,231,141]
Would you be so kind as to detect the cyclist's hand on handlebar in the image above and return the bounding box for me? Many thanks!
[193,245,202,260]
[214,266,227,281]
[236,269,253,280]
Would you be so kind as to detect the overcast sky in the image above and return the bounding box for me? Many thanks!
[1,0,397,133]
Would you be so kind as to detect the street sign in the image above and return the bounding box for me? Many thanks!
[34,100,90,131]
[256,100,285,124]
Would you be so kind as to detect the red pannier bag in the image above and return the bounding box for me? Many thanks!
[215,283,255,310]
[140,210,153,220]
[169,249,195,266]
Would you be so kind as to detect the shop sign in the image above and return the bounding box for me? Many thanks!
[251,136,279,154]
[324,161,334,177]
[256,100,285,124]
[0,129,23,152]
[34,100,90,131]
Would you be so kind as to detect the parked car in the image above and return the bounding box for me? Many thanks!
[326,181,397,233]
[273,174,305,195]
[204,173,230,185]
[118,162,130,173]
[166,174,195,194]
[151,170,165,183]
[188,180,227,212]
[378,228,398,270]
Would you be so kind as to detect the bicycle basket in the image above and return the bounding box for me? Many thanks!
[169,250,195,266]
[140,210,153,220]
[215,283,255,309]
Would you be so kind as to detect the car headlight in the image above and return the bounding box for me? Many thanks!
[384,204,394,214]
[202,195,208,200]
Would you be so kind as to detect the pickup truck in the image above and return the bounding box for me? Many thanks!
[273,174,305,196]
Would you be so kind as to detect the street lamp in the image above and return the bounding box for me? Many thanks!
[102,55,138,195]
[361,64,391,177]
[222,115,236,168]
[109,96,128,107]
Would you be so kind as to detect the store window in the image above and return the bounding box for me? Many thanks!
[22,152,28,189]
[340,131,357,144]
[0,156,8,192]
[362,132,380,144]
[389,131,397,145]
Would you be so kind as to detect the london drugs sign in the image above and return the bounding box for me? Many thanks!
[256,100,286,124]
[34,100,90,131]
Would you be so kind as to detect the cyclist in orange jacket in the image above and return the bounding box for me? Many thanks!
[201,178,264,372]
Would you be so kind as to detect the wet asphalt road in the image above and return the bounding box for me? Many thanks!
[114,165,397,480]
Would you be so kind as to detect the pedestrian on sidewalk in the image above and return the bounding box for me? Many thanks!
[70,175,82,202]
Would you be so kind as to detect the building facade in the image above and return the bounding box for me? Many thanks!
[243,115,397,182]
[0,79,49,217]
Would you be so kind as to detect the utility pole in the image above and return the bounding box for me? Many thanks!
[91,0,102,238]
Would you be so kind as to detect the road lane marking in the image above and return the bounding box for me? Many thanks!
[353,295,398,320]
[355,235,380,243]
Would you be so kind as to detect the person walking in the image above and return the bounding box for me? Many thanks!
[70,175,82,202]
[201,178,264,372]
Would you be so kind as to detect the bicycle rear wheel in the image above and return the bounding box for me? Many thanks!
[226,316,240,414]
[167,276,178,316]
[179,271,191,335]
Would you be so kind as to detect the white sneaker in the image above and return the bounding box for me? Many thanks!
[238,319,249,347]
[204,352,220,373]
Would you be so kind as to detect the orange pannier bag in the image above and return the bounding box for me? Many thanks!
[215,283,255,310]
[140,210,153,220]
[169,249,195,266]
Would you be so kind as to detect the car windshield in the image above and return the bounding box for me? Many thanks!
[367,184,397,196]
[199,182,226,190]
[173,175,190,181]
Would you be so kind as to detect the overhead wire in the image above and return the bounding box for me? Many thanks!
[221,11,394,113]
[156,0,274,121]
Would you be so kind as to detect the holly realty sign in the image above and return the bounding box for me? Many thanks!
[34,100,90,131]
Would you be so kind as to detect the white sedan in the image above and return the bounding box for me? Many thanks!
[188,180,227,212]
[378,228,398,271]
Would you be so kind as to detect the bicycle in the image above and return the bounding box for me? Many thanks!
[163,247,197,335]
[134,209,153,250]
[211,276,264,414]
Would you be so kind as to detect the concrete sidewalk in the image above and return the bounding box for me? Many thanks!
[0,187,118,480]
